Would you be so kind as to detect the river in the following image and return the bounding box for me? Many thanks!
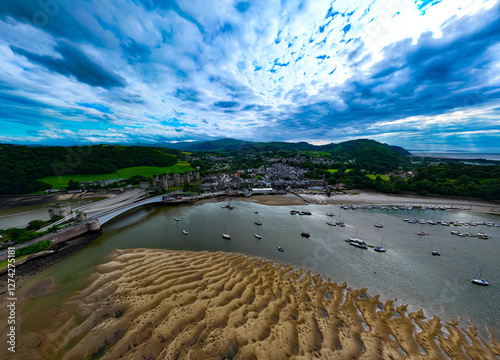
[19,200,500,338]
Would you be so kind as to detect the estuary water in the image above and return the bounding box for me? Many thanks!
[20,200,500,337]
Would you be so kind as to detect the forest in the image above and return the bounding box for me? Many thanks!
[0,144,179,194]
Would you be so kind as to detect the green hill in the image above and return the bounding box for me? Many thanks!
[168,138,411,172]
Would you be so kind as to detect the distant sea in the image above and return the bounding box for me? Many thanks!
[410,150,500,161]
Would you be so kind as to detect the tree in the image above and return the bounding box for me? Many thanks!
[27,220,46,231]
[68,179,80,190]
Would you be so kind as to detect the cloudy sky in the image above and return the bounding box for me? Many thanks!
[0,0,499,151]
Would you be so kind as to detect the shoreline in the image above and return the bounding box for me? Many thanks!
[238,190,500,213]
[0,230,102,292]
[8,248,499,359]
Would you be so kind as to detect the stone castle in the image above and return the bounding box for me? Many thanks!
[152,171,200,191]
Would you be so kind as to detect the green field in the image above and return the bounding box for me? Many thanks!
[327,169,352,173]
[365,174,390,181]
[39,161,196,188]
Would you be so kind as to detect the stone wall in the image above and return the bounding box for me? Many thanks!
[152,171,200,191]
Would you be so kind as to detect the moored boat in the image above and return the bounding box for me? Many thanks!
[182,230,188,235]
[254,234,262,239]
[277,246,284,252]
[349,241,368,249]
[301,232,311,238]
[471,269,489,286]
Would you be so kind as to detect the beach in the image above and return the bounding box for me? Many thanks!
[6,248,499,359]
[240,190,500,213]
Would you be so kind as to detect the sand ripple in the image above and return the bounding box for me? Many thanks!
[25,249,500,359]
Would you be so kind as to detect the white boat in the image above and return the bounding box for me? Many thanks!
[254,234,262,239]
[471,269,489,286]
[174,217,180,221]
[374,238,386,252]
[326,212,335,217]
[182,230,188,235]
[221,226,231,239]
[349,241,368,249]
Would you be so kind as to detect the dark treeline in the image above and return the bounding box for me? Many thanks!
[0,144,179,194]
[325,164,500,201]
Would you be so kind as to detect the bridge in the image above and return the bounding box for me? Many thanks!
[0,190,228,264]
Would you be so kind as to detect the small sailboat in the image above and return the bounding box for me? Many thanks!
[349,241,368,249]
[374,217,383,228]
[374,238,386,252]
[254,234,262,239]
[182,230,188,235]
[277,246,284,252]
[431,251,440,256]
[326,222,336,226]
[221,226,231,240]
[254,221,262,225]
[471,269,489,286]
[174,217,180,221]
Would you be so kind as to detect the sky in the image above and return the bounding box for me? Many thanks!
[0,0,499,152]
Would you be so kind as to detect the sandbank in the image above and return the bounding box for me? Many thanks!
[7,249,500,359]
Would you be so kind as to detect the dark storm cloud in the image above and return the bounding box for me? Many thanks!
[120,37,152,64]
[0,0,102,44]
[10,41,126,88]
[214,101,239,108]
[282,6,500,129]
[132,0,205,34]
[174,88,200,102]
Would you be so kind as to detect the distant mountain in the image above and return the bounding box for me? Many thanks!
[165,138,413,156]
[161,138,412,172]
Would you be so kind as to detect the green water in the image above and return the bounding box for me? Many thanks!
[20,200,500,337]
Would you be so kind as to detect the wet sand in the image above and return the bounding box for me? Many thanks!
[9,249,500,359]
[240,191,500,213]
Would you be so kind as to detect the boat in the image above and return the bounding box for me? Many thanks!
[374,223,383,228]
[349,241,368,249]
[182,230,188,235]
[277,246,284,252]
[174,217,180,221]
[221,226,231,240]
[290,210,299,215]
[374,238,386,252]
[471,269,489,286]
[431,251,440,256]
[254,234,262,239]
[254,221,262,225]
[300,211,312,216]
[326,212,335,217]
[301,232,310,238]
[417,231,426,236]
[254,211,259,214]
[326,222,336,226]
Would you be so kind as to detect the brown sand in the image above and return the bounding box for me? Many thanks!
[8,249,500,360]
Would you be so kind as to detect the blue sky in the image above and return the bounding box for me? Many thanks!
[0,0,499,151]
